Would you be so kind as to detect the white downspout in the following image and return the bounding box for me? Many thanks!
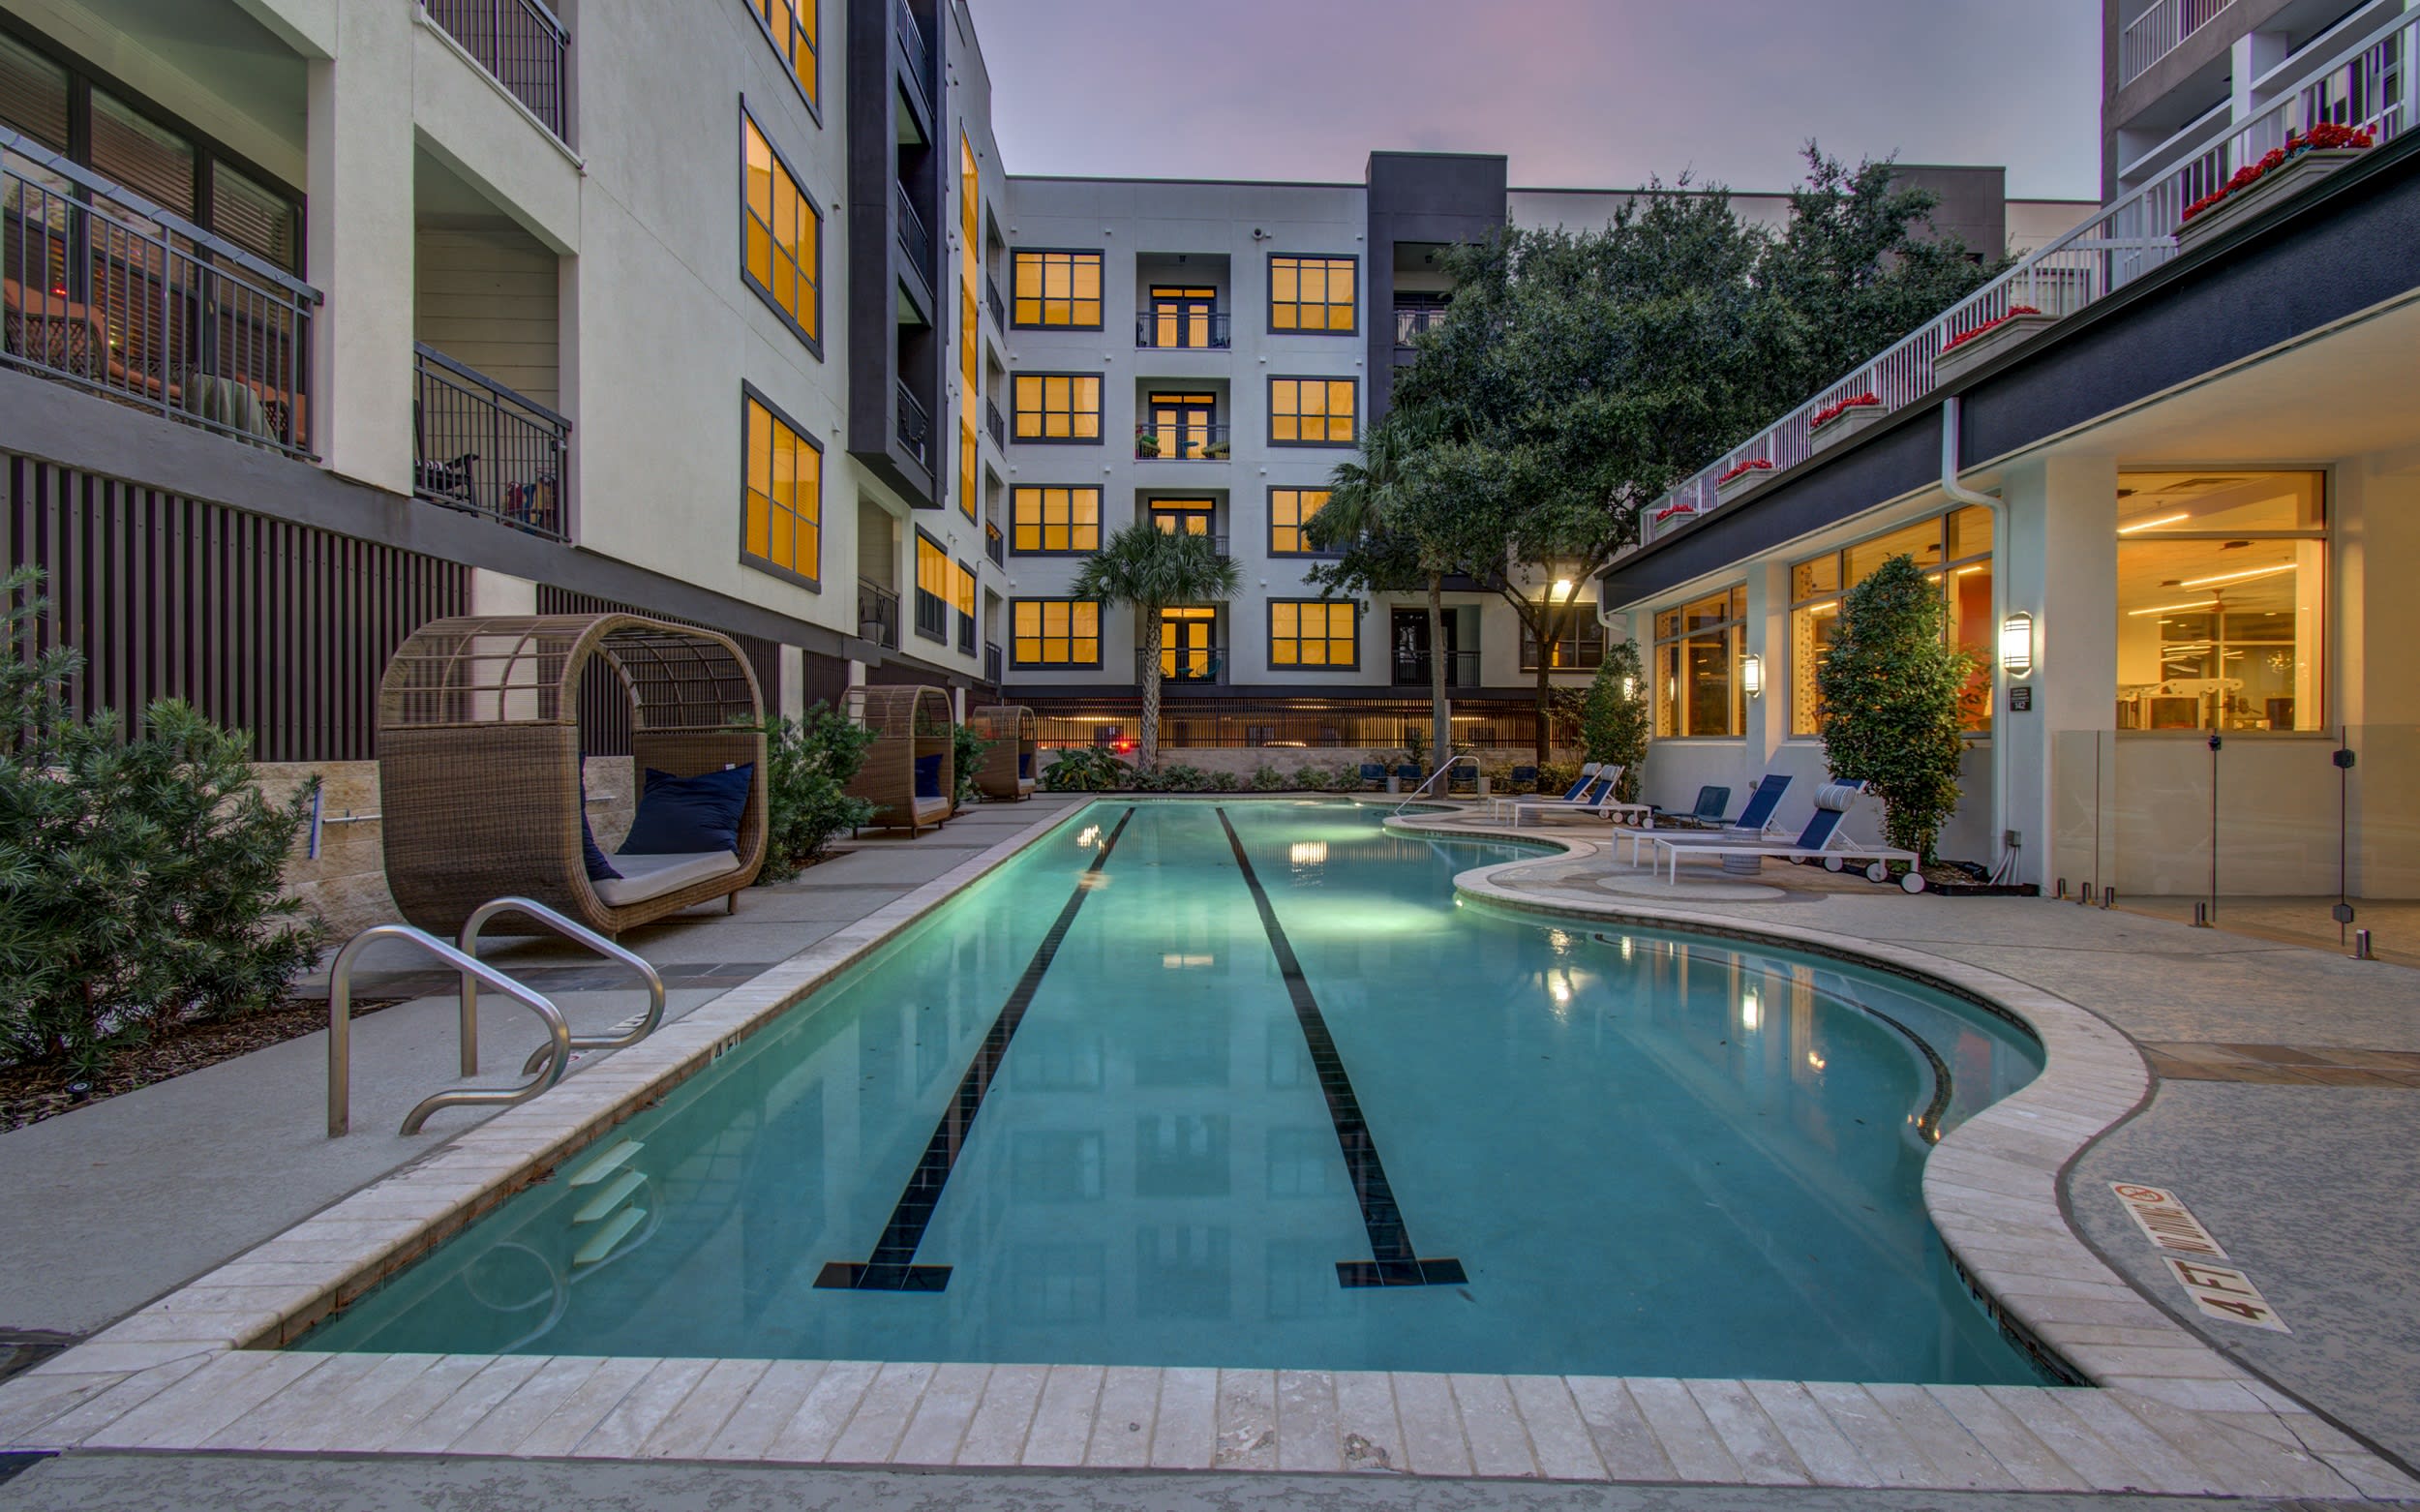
[1941,398,2015,884]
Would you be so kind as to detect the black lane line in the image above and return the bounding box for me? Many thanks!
[816,805,1136,1291]
[1213,806,1467,1289]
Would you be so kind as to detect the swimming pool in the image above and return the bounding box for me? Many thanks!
[301,799,2046,1384]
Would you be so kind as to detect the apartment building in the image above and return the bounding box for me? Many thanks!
[1601,0,2419,909]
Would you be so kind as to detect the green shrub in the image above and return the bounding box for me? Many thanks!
[1249,763,1287,792]
[1815,554,1976,862]
[0,568,326,1073]
[952,722,994,809]
[1536,760,1582,797]
[1207,770,1241,793]
[1043,745,1133,792]
[1157,764,1210,792]
[1579,640,1650,802]
[757,704,878,882]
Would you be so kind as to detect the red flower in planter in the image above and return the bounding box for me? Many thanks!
[2179,125,2375,225]
[1809,393,1882,430]
[1652,501,1698,524]
[1940,306,2043,355]
[1716,459,1773,486]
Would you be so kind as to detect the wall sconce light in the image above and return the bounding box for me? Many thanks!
[1739,652,1764,698]
[2000,611,2035,677]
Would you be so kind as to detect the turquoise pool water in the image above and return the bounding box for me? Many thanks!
[302,800,2046,1382]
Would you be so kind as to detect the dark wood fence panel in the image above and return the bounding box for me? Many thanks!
[5,453,469,761]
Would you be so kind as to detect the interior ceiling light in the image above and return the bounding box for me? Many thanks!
[2180,562,2294,588]
[2129,597,2222,616]
[2117,512,2190,534]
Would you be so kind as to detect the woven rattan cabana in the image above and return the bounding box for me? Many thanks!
[378,613,768,936]
[842,683,954,833]
[966,704,1037,801]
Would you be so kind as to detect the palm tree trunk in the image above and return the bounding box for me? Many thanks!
[1426,573,1448,779]
[1139,614,1164,771]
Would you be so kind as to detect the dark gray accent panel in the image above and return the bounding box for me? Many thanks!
[1364,151,1506,421]
[844,0,943,505]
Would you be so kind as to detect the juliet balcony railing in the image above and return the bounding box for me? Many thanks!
[858,579,900,649]
[2,127,319,459]
[1394,305,1451,347]
[1134,309,1231,348]
[1143,645,1229,685]
[986,274,1006,328]
[896,381,930,467]
[895,0,933,110]
[1636,2,2418,549]
[1135,422,1230,461]
[2120,0,2236,85]
[421,0,572,144]
[896,187,934,286]
[984,520,1005,566]
[985,396,1006,448]
[1392,650,1482,689]
[411,343,571,540]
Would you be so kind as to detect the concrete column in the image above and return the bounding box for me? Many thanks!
[468,568,537,617]
[1996,454,2119,889]
[847,658,868,687]
[305,3,415,495]
[778,645,806,722]
[1744,557,1789,775]
[2231,31,2290,127]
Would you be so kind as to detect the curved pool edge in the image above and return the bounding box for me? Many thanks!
[0,800,2407,1500]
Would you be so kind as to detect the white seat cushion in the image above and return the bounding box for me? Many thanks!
[593,849,741,907]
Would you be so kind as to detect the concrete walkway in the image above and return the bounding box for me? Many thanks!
[0,797,1083,1341]
[1444,816,2420,1473]
[0,1450,2394,1511]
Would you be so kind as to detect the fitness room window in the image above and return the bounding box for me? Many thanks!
[1653,587,1745,738]
[1789,505,1995,737]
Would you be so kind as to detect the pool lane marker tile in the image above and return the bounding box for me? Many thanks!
[815,805,1137,1293]
[1213,807,1467,1290]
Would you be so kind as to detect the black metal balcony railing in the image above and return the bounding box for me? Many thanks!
[956,610,976,655]
[896,382,930,466]
[858,579,900,649]
[914,587,949,644]
[986,274,1005,329]
[1134,309,1232,348]
[1391,650,1482,688]
[3,128,319,459]
[896,188,934,285]
[1150,529,1229,559]
[984,640,1004,685]
[1142,645,1228,685]
[422,0,572,144]
[1394,305,1450,348]
[411,343,572,540]
[895,0,933,108]
[985,397,1006,448]
[984,520,1005,566]
[1134,422,1229,461]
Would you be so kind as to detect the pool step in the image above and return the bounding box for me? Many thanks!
[572,1205,647,1266]
[566,1139,643,1187]
[571,1169,646,1224]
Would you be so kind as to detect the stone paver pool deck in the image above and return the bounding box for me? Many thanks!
[0,796,2414,1503]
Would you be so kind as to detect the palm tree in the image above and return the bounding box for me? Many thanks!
[1072,524,1241,771]
[1312,419,1451,774]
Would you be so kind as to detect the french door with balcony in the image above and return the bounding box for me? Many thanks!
[1145,391,1218,460]
[1148,497,1216,538]
[1160,607,1219,682]
[1148,285,1219,348]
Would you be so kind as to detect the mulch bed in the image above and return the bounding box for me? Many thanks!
[0,996,404,1134]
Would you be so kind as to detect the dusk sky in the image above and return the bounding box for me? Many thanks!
[970,0,2104,201]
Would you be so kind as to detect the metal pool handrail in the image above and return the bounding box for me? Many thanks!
[447,896,665,1077]
[1396,753,1480,814]
[325,923,572,1136]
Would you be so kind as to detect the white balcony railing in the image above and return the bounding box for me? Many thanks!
[2121,0,2237,86]
[1635,3,2415,549]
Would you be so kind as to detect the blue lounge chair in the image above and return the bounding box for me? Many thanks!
[1487,762,1595,819]
[1656,785,1733,830]
[1510,767,1626,825]
[1639,780,1923,890]
[1359,762,1386,789]
[1618,772,1793,864]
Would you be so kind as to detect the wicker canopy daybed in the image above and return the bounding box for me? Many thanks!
[966,704,1037,801]
[378,613,768,937]
[842,683,954,833]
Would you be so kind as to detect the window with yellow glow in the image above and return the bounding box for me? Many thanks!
[741,391,820,588]
[1652,587,1746,738]
[1012,486,1100,554]
[958,419,977,520]
[1269,255,1355,333]
[958,135,979,275]
[913,530,950,643]
[1270,378,1355,445]
[1269,488,1331,555]
[2114,470,2325,732]
[1789,505,1995,737]
[741,112,820,348]
[749,0,818,107]
[953,559,977,619]
[1269,599,1357,668]
[1013,599,1101,666]
[1012,249,1103,328]
[1013,373,1102,442]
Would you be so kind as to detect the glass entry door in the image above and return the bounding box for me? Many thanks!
[1148,286,1219,348]
[1161,607,1219,682]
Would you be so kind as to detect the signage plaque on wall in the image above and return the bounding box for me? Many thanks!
[2009,685,2033,712]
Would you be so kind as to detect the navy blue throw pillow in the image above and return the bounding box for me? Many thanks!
[914,753,943,799]
[581,810,620,881]
[1018,752,1033,779]
[620,764,754,855]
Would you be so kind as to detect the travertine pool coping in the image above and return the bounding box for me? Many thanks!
[0,799,2412,1499]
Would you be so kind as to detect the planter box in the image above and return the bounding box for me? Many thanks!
[1932,313,2059,384]
[1713,467,1773,505]
[2175,147,2368,251]
[1808,403,1887,454]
